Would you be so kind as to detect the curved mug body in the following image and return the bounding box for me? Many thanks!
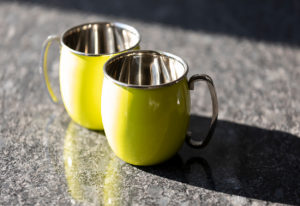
[102,77,190,165]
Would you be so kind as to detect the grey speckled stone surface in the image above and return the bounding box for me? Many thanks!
[1,0,300,205]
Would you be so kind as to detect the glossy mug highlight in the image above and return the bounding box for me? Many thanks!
[101,50,218,166]
[40,22,140,130]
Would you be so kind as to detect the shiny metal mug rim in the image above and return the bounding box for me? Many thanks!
[103,50,189,89]
[60,22,141,56]
[103,50,219,149]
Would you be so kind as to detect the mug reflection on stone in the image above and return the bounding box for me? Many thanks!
[63,121,123,205]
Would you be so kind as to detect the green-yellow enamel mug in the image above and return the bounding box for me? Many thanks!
[101,50,218,166]
[40,22,140,130]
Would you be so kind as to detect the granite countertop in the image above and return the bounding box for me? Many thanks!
[1,1,300,205]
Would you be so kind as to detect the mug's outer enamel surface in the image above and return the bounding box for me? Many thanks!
[101,77,190,166]
[59,45,140,130]
[59,46,109,129]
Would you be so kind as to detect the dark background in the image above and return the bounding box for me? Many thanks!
[4,0,300,46]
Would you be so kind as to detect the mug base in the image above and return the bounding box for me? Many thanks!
[114,151,178,166]
[71,118,104,131]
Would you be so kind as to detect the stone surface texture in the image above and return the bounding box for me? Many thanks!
[0,0,300,205]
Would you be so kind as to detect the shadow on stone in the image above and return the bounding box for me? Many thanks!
[6,0,300,46]
[139,115,300,205]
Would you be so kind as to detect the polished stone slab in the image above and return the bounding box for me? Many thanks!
[0,1,300,205]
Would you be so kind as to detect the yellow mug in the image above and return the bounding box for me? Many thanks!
[40,22,140,130]
[101,50,218,166]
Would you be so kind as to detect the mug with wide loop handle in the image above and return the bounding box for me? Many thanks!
[101,50,218,165]
[40,22,141,130]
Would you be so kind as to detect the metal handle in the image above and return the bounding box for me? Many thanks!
[186,74,218,148]
[39,35,60,103]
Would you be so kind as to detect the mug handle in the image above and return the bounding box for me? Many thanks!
[39,35,60,103]
[186,74,218,148]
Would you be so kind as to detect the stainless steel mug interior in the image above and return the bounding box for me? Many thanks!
[62,22,141,56]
